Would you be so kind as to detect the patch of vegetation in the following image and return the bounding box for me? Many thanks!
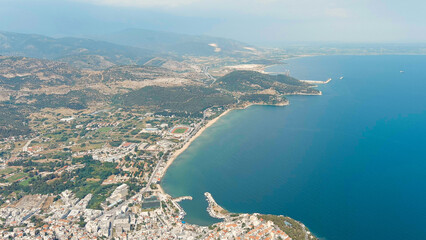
[0,168,16,175]
[29,89,107,110]
[240,93,286,105]
[98,127,112,133]
[110,140,123,147]
[0,104,31,138]
[6,172,27,182]
[113,86,235,116]
[76,181,118,209]
[1,155,121,209]
[260,214,318,240]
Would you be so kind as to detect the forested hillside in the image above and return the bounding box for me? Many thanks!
[114,86,235,116]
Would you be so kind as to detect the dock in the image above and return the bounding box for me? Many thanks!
[204,192,228,219]
[171,196,192,219]
[173,196,193,203]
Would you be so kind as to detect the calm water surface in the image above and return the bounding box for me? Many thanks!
[162,55,426,240]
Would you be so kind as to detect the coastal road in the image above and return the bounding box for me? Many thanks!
[105,109,209,216]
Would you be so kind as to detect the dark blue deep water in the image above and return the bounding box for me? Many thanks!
[162,55,426,240]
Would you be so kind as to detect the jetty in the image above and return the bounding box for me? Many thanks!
[170,196,193,219]
[204,192,228,219]
[173,196,193,203]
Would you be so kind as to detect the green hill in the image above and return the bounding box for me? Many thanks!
[214,70,320,95]
[114,86,235,116]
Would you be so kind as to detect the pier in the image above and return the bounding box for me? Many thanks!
[204,192,228,219]
[171,196,192,219]
[173,196,193,202]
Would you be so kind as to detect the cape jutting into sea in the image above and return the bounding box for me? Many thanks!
[162,55,426,240]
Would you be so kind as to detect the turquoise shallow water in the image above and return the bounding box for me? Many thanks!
[162,55,426,240]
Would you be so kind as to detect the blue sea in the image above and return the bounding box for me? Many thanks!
[162,55,426,240]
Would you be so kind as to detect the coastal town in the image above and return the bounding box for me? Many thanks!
[0,104,318,239]
[1,0,424,239]
[0,26,321,240]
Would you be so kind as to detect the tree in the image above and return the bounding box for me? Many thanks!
[78,216,86,227]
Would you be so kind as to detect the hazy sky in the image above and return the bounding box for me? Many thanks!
[0,0,425,44]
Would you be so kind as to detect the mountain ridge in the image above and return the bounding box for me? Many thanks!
[94,28,260,56]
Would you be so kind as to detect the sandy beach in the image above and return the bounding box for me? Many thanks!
[163,108,233,173]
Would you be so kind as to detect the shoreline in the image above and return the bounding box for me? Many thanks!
[161,101,291,183]
[162,108,233,174]
[156,102,293,226]
[156,101,321,237]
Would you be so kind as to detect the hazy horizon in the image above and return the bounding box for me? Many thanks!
[1,0,425,46]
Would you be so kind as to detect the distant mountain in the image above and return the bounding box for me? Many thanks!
[0,30,262,69]
[95,28,260,57]
[0,31,161,69]
[0,56,80,90]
